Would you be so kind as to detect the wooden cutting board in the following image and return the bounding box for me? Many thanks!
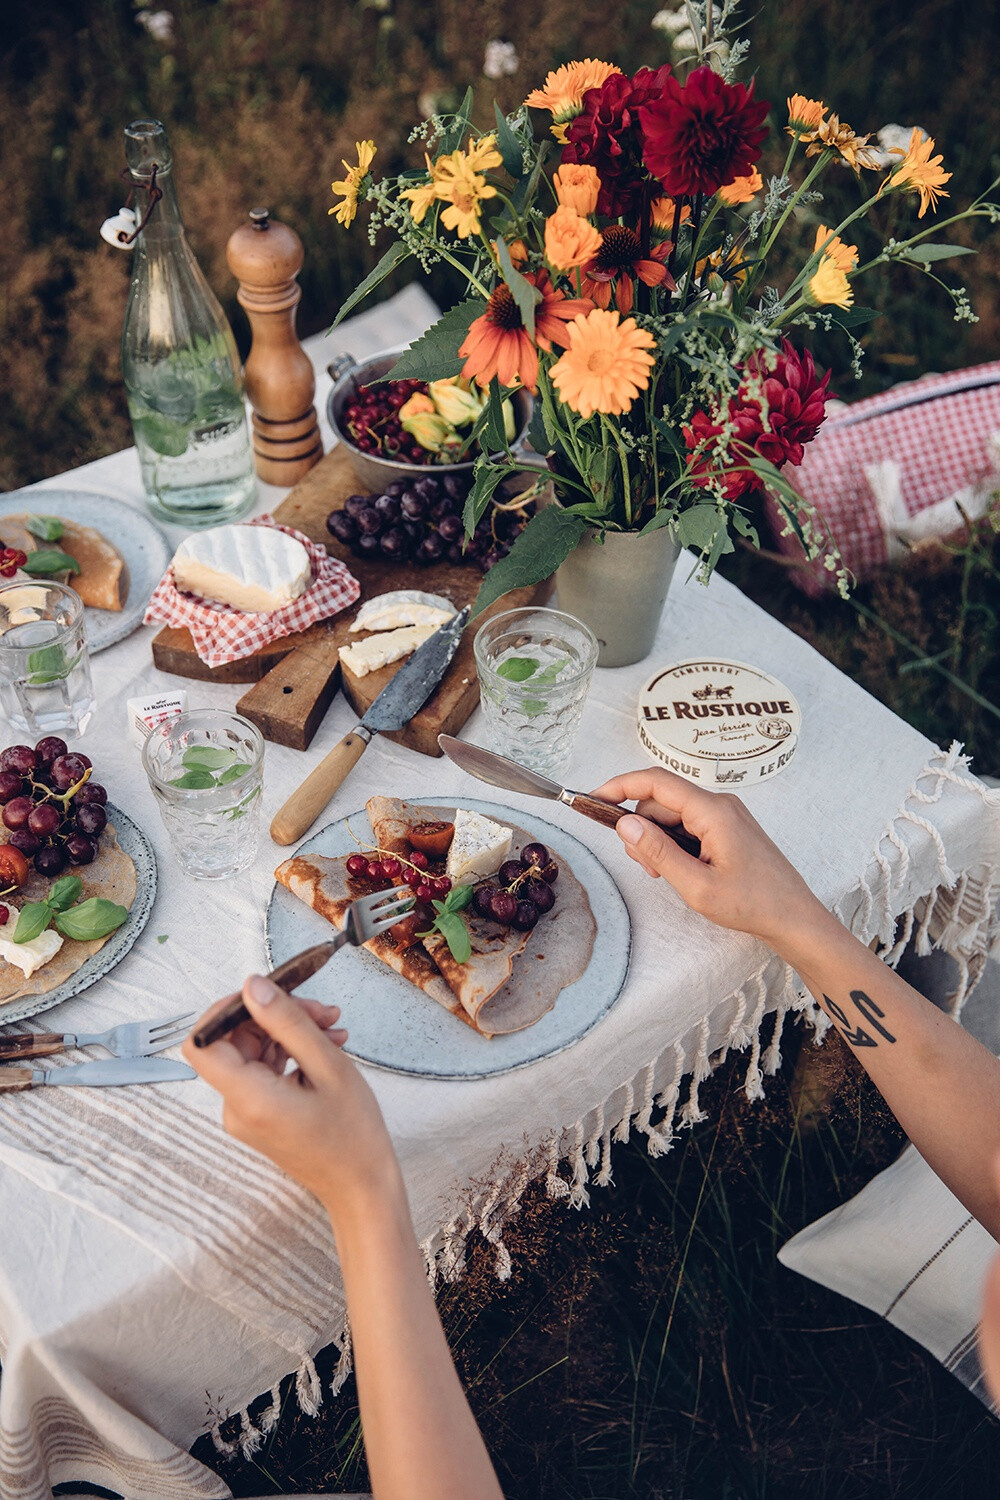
[151,444,551,752]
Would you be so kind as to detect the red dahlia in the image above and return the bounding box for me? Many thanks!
[563,65,672,218]
[684,406,764,501]
[640,66,770,199]
[740,341,830,467]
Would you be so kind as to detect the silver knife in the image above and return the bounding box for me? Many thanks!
[271,606,471,846]
[0,1055,196,1095]
[437,734,703,858]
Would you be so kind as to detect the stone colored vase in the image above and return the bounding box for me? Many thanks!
[555,523,681,668]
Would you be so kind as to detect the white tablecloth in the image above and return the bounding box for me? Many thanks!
[2,284,999,1500]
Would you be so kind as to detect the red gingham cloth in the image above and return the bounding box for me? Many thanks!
[763,362,1000,595]
[143,514,360,668]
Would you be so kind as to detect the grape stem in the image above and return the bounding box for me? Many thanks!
[31,766,93,811]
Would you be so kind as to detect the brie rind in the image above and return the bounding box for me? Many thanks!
[0,906,64,977]
[339,624,436,678]
[171,526,311,613]
[445,808,513,884]
[350,590,456,634]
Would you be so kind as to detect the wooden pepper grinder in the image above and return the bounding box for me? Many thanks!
[226,207,323,485]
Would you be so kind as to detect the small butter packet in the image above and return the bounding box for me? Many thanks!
[128,690,188,748]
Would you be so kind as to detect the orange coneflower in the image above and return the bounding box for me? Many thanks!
[718,168,763,206]
[549,308,656,419]
[544,205,603,273]
[458,271,592,392]
[813,224,858,273]
[879,128,951,217]
[786,95,825,139]
[579,225,676,314]
[803,113,881,171]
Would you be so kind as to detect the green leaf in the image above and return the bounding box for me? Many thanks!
[385,299,485,383]
[444,881,475,913]
[496,655,539,682]
[900,243,976,264]
[133,412,189,458]
[676,505,724,552]
[217,762,251,784]
[462,459,514,536]
[169,770,216,789]
[493,102,524,177]
[471,506,586,618]
[439,86,475,154]
[25,515,64,542]
[520,696,548,717]
[55,897,129,942]
[22,549,80,577]
[434,910,472,964]
[156,933,169,944]
[330,241,412,329]
[13,901,52,944]
[527,404,551,457]
[182,745,236,771]
[48,875,82,913]
[496,237,540,340]
[823,305,880,329]
[26,643,71,684]
[512,136,550,215]
[531,657,569,686]
[483,378,510,455]
[639,510,676,536]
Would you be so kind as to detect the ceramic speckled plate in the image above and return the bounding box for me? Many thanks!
[0,804,157,1027]
[265,796,631,1080]
[0,490,171,653]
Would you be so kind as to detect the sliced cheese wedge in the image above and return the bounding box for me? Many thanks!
[339,623,437,678]
[0,906,64,977]
[446,808,513,884]
[350,590,456,634]
[171,526,311,612]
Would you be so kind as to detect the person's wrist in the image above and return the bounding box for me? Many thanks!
[756,885,839,966]
[321,1152,409,1242]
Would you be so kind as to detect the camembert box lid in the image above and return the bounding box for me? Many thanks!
[637,658,801,788]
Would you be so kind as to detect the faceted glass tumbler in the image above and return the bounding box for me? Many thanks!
[141,710,264,879]
[0,581,96,738]
[473,607,598,780]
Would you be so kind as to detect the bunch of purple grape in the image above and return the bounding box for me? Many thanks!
[326,474,529,571]
[0,738,109,876]
[473,842,559,932]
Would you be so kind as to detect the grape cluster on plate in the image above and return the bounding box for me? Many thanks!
[346,847,452,903]
[326,475,529,572]
[0,739,108,875]
[342,379,436,465]
[473,842,559,932]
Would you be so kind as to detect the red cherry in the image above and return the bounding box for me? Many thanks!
[409,849,429,870]
[433,876,452,895]
[366,860,383,881]
[346,853,368,877]
[381,857,402,879]
[415,882,434,902]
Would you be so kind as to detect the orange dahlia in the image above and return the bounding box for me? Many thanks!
[544,205,603,273]
[553,163,601,217]
[458,271,592,392]
[524,59,622,138]
[549,309,656,419]
[579,225,675,314]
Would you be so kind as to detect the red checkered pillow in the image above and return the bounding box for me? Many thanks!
[763,363,1000,595]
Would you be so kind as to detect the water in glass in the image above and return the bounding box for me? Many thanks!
[142,711,264,879]
[0,582,95,738]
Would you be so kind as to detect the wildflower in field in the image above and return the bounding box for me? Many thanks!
[805,254,854,309]
[483,40,519,79]
[640,66,769,197]
[524,59,622,142]
[786,94,825,138]
[803,114,881,171]
[544,205,603,273]
[459,271,591,392]
[329,141,377,227]
[718,167,763,206]
[549,308,656,418]
[579,225,674,313]
[431,137,503,238]
[812,224,858,273]
[880,128,951,216]
[553,163,601,217]
[563,67,672,216]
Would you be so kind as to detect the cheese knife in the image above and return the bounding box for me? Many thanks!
[271,606,471,846]
[0,1056,196,1094]
[437,735,703,859]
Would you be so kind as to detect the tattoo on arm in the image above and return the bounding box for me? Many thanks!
[822,989,896,1050]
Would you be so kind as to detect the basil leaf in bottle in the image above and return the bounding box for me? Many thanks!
[13,902,54,944]
[54,898,129,942]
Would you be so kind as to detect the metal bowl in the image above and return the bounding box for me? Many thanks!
[325,346,533,493]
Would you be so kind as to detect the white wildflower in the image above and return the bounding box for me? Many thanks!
[136,8,174,42]
[870,123,928,170]
[100,208,138,248]
[483,40,518,79]
[652,6,691,33]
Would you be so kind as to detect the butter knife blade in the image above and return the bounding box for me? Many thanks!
[33,1057,196,1087]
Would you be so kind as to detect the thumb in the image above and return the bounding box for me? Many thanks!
[242,976,339,1077]
[617,813,698,891]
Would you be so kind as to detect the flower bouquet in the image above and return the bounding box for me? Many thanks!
[329,4,998,662]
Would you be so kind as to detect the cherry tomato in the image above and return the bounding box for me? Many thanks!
[407,822,454,859]
[0,844,30,889]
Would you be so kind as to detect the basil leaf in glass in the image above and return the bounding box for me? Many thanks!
[496,656,539,683]
[182,746,237,771]
[216,762,251,784]
[54,898,129,942]
[169,770,216,789]
[13,902,53,944]
[26,644,71,685]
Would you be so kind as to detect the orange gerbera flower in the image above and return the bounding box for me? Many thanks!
[458,271,592,392]
[549,309,656,419]
[544,205,603,272]
[786,94,825,138]
[813,224,858,273]
[718,167,763,206]
[524,59,621,138]
[579,225,676,314]
[880,128,951,216]
[553,163,601,217]
[650,195,691,232]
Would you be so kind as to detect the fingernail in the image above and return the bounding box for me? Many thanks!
[248,975,277,1005]
[617,815,644,846]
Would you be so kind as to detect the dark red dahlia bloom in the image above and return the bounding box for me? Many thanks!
[684,407,764,500]
[563,65,672,217]
[741,341,830,467]
[640,66,769,198]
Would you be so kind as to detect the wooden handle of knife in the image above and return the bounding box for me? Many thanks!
[270,730,369,846]
[568,792,703,859]
[0,1032,64,1061]
[0,1068,35,1093]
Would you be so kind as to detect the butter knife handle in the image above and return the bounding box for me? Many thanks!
[271,728,371,847]
[0,1033,65,1061]
[0,1067,36,1093]
[566,791,703,859]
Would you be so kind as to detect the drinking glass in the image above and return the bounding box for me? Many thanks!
[0,581,96,738]
[141,710,264,879]
[473,607,598,779]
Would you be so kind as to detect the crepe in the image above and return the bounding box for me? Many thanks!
[4,513,128,611]
[0,823,138,1006]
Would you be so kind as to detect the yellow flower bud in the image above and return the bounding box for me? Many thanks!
[399,392,436,420]
[400,410,453,452]
[428,378,485,426]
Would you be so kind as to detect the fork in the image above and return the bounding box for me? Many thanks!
[191,885,416,1049]
[0,1011,197,1063]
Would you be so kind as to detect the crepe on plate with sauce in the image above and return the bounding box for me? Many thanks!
[3,514,129,611]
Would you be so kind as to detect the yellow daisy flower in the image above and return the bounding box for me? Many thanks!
[549,308,656,419]
[881,128,952,217]
[328,140,377,228]
[805,254,854,310]
[803,114,881,172]
[400,161,438,224]
[786,95,825,139]
[813,224,858,273]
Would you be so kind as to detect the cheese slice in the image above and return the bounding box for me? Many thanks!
[171,526,311,612]
[339,624,436,678]
[350,590,456,634]
[445,808,513,884]
[0,906,64,977]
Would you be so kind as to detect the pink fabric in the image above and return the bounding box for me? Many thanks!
[763,363,1000,594]
[143,514,360,667]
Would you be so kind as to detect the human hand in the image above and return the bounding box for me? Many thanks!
[182,977,401,1222]
[592,767,825,953]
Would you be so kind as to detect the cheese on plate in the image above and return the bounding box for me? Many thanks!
[445,808,513,884]
[350,590,456,634]
[339,624,437,678]
[171,526,311,612]
[0,906,64,977]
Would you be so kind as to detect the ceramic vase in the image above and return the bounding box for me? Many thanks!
[555,523,681,668]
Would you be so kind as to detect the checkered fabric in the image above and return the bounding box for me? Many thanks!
[763,362,1000,595]
[143,514,360,667]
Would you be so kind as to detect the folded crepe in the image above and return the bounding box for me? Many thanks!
[4,514,128,611]
[275,798,597,1038]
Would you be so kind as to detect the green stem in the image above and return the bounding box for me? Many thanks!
[759,150,832,262]
[848,598,1000,723]
[435,244,491,298]
[603,415,633,526]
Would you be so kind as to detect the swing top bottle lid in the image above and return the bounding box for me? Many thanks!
[636,658,801,788]
[125,119,172,179]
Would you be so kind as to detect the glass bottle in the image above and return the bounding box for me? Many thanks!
[121,119,256,526]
